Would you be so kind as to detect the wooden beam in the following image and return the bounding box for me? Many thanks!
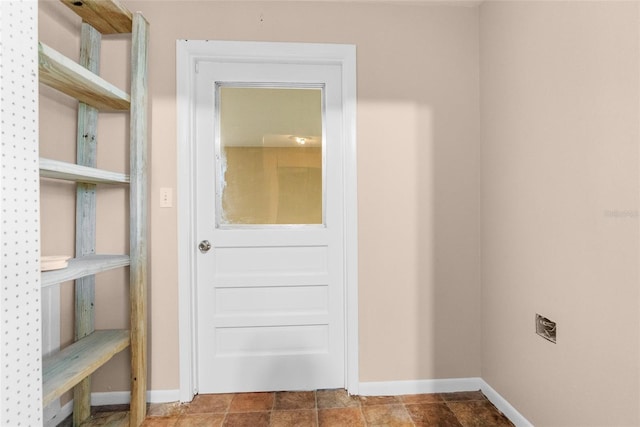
[128,12,150,427]
[43,330,130,406]
[41,255,131,288]
[59,0,132,34]
[73,22,100,426]
[40,158,129,184]
[39,42,130,111]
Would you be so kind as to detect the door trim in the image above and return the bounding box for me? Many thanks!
[176,40,358,401]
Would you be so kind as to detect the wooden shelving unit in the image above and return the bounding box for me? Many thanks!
[42,330,131,407]
[38,1,149,426]
[41,255,131,288]
[38,42,130,111]
[39,158,130,185]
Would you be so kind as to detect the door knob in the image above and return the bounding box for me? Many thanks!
[198,240,212,253]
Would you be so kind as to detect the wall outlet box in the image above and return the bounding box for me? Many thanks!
[536,313,556,343]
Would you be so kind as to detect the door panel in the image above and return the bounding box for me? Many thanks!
[195,59,345,393]
[215,325,329,356]
[214,246,329,276]
[214,285,329,315]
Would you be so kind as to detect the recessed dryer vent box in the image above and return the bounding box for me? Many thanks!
[536,314,556,343]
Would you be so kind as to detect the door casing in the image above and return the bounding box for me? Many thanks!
[176,40,358,401]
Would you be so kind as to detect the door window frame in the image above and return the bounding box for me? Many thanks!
[176,40,358,401]
[215,82,327,228]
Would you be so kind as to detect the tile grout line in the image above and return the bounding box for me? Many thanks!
[402,401,417,427]
[271,391,276,423]
[221,395,232,426]
[358,397,367,426]
[314,390,319,427]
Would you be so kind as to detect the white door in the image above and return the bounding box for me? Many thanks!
[194,55,345,393]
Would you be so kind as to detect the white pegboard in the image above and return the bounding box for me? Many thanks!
[0,0,44,425]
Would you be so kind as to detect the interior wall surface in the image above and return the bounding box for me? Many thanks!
[480,2,640,425]
[38,0,481,392]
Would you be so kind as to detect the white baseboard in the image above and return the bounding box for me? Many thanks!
[359,377,484,396]
[90,391,131,406]
[359,378,533,427]
[45,400,72,427]
[91,389,181,406]
[479,379,533,427]
[47,390,180,425]
[148,389,182,403]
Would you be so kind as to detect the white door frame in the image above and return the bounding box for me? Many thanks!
[176,40,358,402]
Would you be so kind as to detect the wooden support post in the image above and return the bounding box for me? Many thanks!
[73,22,101,427]
[129,12,149,427]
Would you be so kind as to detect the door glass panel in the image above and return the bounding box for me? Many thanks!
[216,86,324,226]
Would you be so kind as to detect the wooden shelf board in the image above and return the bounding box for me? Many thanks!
[59,0,132,34]
[40,158,129,184]
[39,42,130,111]
[41,254,130,288]
[42,330,130,406]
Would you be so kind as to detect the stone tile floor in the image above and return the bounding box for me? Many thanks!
[67,389,514,426]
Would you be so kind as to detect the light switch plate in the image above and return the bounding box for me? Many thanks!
[160,187,173,208]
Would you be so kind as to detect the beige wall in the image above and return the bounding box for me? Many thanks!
[38,1,640,424]
[480,1,640,425]
[38,0,481,393]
